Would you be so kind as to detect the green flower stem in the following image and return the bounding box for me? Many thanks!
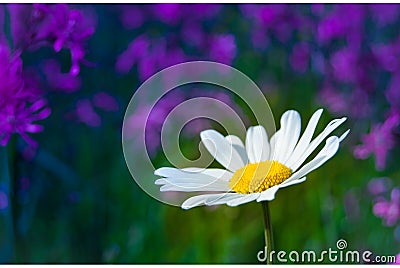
[261,201,274,264]
[0,146,15,262]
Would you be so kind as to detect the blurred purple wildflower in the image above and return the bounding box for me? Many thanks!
[290,42,310,72]
[74,99,101,127]
[386,72,400,108]
[330,48,359,83]
[116,4,232,80]
[93,92,119,112]
[373,187,400,226]
[368,177,393,196]
[115,35,149,74]
[181,22,205,49]
[119,6,144,30]
[0,43,50,147]
[369,4,400,27]
[372,42,400,72]
[117,37,186,81]
[317,4,365,47]
[124,88,245,156]
[209,34,237,65]
[318,85,347,115]
[8,4,96,76]
[354,113,400,170]
[43,59,81,92]
[152,4,181,25]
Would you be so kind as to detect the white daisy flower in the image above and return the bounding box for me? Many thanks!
[155,109,350,210]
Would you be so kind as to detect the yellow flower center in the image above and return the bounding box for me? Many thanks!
[229,160,292,194]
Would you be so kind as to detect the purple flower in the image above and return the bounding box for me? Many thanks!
[386,72,400,108]
[209,34,237,65]
[368,177,393,196]
[259,4,286,26]
[8,4,96,76]
[0,43,50,147]
[318,85,347,114]
[43,59,81,92]
[116,36,186,81]
[290,42,311,72]
[181,22,205,49]
[249,25,270,51]
[152,4,181,25]
[8,4,52,49]
[372,42,400,72]
[373,188,400,226]
[93,92,119,112]
[74,99,101,127]
[349,89,371,119]
[115,35,149,74]
[311,4,325,16]
[47,4,96,76]
[317,12,345,44]
[354,113,400,170]
[370,4,400,27]
[119,5,145,30]
[330,48,358,83]
[317,5,365,47]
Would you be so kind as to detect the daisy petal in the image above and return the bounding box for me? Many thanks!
[200,130,245,172]
[339,129,350,142]
[245,125,270,163]
[226,193,260,206]
[226,135,248,164]
[290,117,347,171]
[156,171,230,185]
[273,110,301,164]
[279,177,307,188]
[160,181,230,192]
[155,167,233,182]
[156,176,229,186]
[256,185,280,202]
[269,130,280,160]
[285,109,323,169]
[181,193,238,209]
[206,193,243,206]
[285,136,340,183]
[181,193,224,209]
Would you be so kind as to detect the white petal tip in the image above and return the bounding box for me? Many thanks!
[154,179,165,185]
[200,129,216,138]
[181,202,202,210]
[154,167,169,176]
[339,129,350,142]
[256,196,275,202]
[256,187,278,202]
